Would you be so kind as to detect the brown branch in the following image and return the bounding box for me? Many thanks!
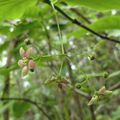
[109,81,120,91]
[62,49,92,120]
[89,105,96,120]
[72,85,91,99]
[0,97,51,120]
[52,5,120,43]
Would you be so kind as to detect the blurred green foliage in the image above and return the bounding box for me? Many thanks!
[0,0,120,120]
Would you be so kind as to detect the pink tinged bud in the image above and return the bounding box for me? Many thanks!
[19,47,25,57]
[22,66,28,76]
[28,60,36,72]
[26,47,33,58]
[18,60,24,67]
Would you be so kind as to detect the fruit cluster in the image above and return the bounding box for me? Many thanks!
[18,47,36,76]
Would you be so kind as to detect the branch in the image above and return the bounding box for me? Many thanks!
[68,84,91,99]
[109,82,120,91]
[53,5,120,43]
[74,87,91,99]
[0,97,51,120]
[89,105,96,120]
[2,38,20,120]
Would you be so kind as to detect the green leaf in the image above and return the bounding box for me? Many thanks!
[23,6,41,18]
[70,16,120,38]
[112,107,120,120]
[0,25,10,35]
[66,0,120,10]
[0,63,18,76]
[0,67,10,76]
[11,21,41,37]
[0,0,37,21]
[0,41,9,54]
[12,101,31,118]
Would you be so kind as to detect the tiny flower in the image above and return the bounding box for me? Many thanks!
[28,60,36,72]
[22,66,29,76]
[22,57,29,65]
[26,47,33,58]
[18,59,24,67]
[19,47,25,57]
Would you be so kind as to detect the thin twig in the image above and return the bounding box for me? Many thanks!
[89,105,96,120]
[74,87,91,99]
[70,8,91,24]
[0,97,51,120]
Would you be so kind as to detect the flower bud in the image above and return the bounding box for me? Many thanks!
[18,59,24,67]
[22,66,28,76]
[105,90,112,95]
[98,86,106,95]
[88,96,98,106]
[28,60,36,72]
[26,47,33,58]
[19,47,25,57]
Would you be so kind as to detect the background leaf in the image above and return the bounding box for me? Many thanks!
[12,101,31,118]
[66,0,120,10]
[0,0,37,20]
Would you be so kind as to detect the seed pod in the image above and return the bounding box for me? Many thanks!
[19,47,25,57]
[18,59,24,67]
[22,66,28,76]
[28,60,36,72]
[26,47,33,58]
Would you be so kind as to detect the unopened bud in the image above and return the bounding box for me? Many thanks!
[26,47,33,58]
[105,90,112,95]
[97,86,112,96]
[88,96,98,106]
[103,72,109,78]
[18,59,24,67]
[28,60,36,72]
[19,47,25,57]
[98,86,106,95]
[22,66,28,76]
